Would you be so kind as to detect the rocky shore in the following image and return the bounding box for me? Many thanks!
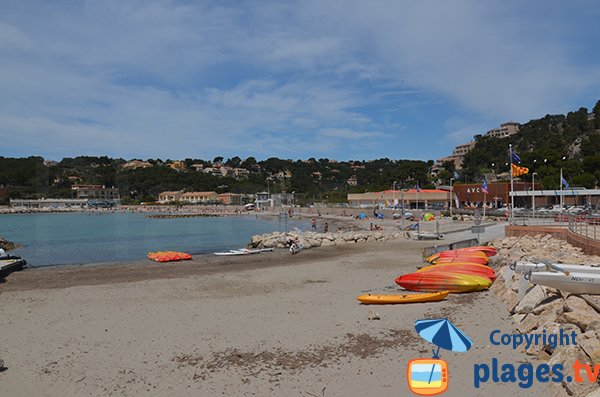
[249,229,405,249]
[0,237,15,251]
[489,235,600,397]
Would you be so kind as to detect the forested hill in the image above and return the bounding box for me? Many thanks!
[461,100,600,189]
[0,155,432,205]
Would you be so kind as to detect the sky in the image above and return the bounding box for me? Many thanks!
[1,0,599,163]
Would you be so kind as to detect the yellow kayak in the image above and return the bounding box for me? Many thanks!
[356,290,449,304]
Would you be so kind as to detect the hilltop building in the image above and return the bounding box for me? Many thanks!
[484,121,520,139]
[122,160,153,170]
[431,121,520,178]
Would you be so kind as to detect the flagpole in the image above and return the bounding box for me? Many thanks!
[483,191,487,218]
[560,168,563,223]
[510,144,514,223]
[416,182,419,211]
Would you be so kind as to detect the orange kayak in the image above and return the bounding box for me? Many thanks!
[432,256,489,265]
[426,251,488,264]
[148,251,193,262]
[417,264,496,281]
[357,291,449,304]
[395,272,492,293]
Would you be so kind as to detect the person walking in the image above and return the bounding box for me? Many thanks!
[311,218,317,231]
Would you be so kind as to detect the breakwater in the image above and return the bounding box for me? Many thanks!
[146,213,223,219]
[489,235,600,397]
[249,230,405,249]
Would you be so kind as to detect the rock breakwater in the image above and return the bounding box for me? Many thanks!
[490,235,600,397]
[249,230,405,249]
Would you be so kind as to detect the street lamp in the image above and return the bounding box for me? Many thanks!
[450,178,455,217]
[532,173,537,219]
[392,181,397,209]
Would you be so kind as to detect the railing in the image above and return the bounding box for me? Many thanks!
[510,212,567,227]
[510,212,600,240]
[569,215,600,241]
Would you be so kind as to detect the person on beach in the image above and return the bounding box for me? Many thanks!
[311,218,317,231]
[324,222,328,233]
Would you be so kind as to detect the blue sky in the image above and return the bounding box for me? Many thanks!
[1,1,599,162]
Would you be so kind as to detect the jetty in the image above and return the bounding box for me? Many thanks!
[146,213,223,219]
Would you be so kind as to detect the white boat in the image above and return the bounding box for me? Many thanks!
[513,262,600,274]
[213,248,273,256]
[527,271,600,295]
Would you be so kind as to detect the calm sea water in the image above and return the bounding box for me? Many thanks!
[0,212,310,267]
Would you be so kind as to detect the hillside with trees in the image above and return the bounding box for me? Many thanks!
[2,100,598,205]
[460,100,600,189]
[0,155,432,205]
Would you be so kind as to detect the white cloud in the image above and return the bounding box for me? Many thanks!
[320,128,386,140]
[0,0,598,161]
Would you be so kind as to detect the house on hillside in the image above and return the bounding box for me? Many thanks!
[181,191,218,203]
[217,193,242,205]
[158,191,183,202]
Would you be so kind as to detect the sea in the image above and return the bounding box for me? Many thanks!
[0,212,311,267]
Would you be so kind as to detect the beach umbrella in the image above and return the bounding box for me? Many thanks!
[415,318,472,357]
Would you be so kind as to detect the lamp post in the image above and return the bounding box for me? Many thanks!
[532,173,537,220]
[450,178,454,217]
[392,181,397,209]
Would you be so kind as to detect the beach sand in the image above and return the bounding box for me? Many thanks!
[0,239,559,396]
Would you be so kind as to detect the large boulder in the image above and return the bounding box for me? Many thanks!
[549,345,596,397]
[578,331,600,364]
[517,298,566,334]
[514,285,547,314]
[321,239,335,247]
[0,237,16,251]
[558,296,600,332]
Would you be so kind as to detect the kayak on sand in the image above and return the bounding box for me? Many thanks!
[356,291,449,304]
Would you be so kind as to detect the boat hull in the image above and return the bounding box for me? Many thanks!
[529,272,600,295]
[515,262,600,274]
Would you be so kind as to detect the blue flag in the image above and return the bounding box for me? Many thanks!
[511,150,521,164]
[561,176,570,189]
[415,182,421,192]
[482,179,488,194]
[453,171,460,180]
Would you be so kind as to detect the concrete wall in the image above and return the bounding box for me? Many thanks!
[505,225,600,256]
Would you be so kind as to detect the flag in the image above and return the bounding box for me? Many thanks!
[511,164,529,177]
[482,179,488,194]
[561,176,570,189]
[511,150,521,164]
[415,182,421,192]
[453,171,460,180]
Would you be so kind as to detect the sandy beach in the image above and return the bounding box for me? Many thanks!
[0,231,559,397]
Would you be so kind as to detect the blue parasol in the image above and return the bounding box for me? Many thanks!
[415,318,472,357]
[415,318,472,384]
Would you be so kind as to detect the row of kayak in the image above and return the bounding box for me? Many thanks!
[357,246,497,304]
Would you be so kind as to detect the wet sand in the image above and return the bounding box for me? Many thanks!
[0,238,557,396]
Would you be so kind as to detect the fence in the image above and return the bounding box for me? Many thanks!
[568,215,600,241]
[510,213,600,241]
